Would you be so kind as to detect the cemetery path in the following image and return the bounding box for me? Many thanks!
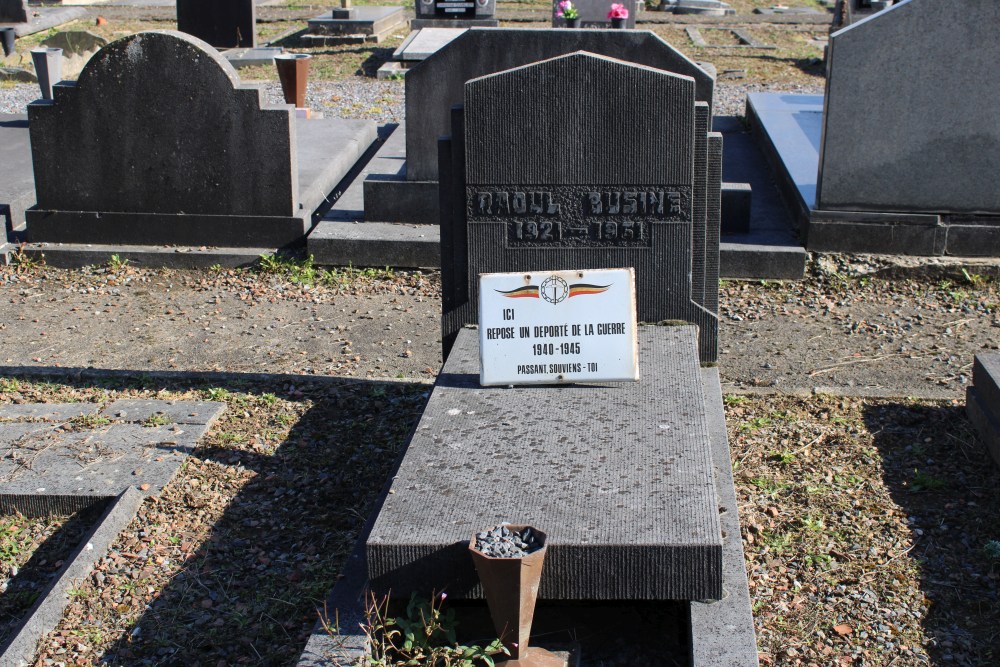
[0,259,996,400]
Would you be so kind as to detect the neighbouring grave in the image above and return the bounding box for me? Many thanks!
[413,0,498,28]
[749,0,1000,256]
[22,31,377,267]
[302,1,408,46]
[176,0,256,48]
[0,114,32,239]
[550,0,641,28]
[968,353,1000,467]
[0,399,225,666]
[0,0,84,39]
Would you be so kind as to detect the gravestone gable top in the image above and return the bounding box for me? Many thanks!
[27,30,296,220]
[440,52,721,362]
[0,0,28,23]
[818,0,1000,213]
[177,0,257,49]
[406,28,715,182]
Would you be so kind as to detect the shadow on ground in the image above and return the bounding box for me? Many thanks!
[864,402,1000,665]
[1,369,429,665]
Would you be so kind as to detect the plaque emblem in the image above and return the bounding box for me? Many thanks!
[540,276,569,304]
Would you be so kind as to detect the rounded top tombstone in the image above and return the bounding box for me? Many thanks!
[28,30,296,218]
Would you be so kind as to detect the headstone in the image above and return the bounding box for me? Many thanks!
[40,30,108,56]
[550,0,641,28]
[818,0,1000,216]
[439,51,721,363]
[25,31,377,251]
[176,0,256,49]
[968,353,1000,467]
[405,29,716,183]
[0,0,27,24]
[414,0,497,27]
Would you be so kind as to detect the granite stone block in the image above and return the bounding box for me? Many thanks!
[439,52,720,362]
[968,386,1000,469]
[367,326,723,601]
[818,0,1000,215]
[406,29,716,182]
[972,353,1000,418]
[176,0,256,48]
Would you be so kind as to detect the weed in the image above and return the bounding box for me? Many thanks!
[356,591,508,666]
[260,392,278,406]
[772,449,796,464]
[0,377,21,392]
[750,477,786,494]
[142,413,170,427]
[69,414,111,429]
[204,387,230,402]
[10,244,41,273]
[983,540,1000,561]
[804,552,833,568]
[910,469,947,492]
[724,394,748,406]
[962,268,987,287]
[108,254,129,272]
[800,516,825,532]
[740,416,772,432]
[257,253,318,286]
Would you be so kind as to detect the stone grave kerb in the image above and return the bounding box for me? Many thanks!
[817,0,1000,214]
[439,51,721,362]
[27,30,297,220]
[405,28,716,183]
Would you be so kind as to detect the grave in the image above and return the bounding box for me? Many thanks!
[0,0,85,38]
[176,0,256,48]
[749,0,1000,256]
[968,353,1000,468]
[301,51,756,666]
[550,0,642,28]
[413,0,498,29]
[302,1,408,46]
[0,399,225,666]
[21,31,378,268]
[309,28,807,279]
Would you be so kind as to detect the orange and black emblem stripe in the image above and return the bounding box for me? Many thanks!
[568,283,611,298]
[496,285,540,298]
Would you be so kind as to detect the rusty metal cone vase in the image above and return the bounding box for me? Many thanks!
[274,53,311,108]
[469,526,566,667]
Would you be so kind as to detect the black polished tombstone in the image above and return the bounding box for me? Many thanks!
[438,51,722,362]
[177,0,256,48]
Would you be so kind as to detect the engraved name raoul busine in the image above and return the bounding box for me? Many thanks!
[466,185,693,248]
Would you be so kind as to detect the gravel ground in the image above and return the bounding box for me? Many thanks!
[2,79,816,121]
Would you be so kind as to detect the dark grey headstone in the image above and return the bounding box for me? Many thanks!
[439,52,720,362]
[0,0,27,23]
[406,29,716,182]
[415,0,496,21]
[367,325,723,601]
[818,0,1000,215]
[176,0,256,48]
[26,31,304,248]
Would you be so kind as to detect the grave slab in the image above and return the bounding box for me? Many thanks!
[223,46,283,69]
[4,7,87,38]
[968,353,1000,467]
[0,488,144,667]
[0,114,33,235]
[392,27,466,61]
[299,361,757,666]
[0,400,225,513]
[367,326,723,601]
[303,6,408,44]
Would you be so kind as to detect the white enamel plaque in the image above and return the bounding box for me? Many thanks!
[478,268,639,386]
